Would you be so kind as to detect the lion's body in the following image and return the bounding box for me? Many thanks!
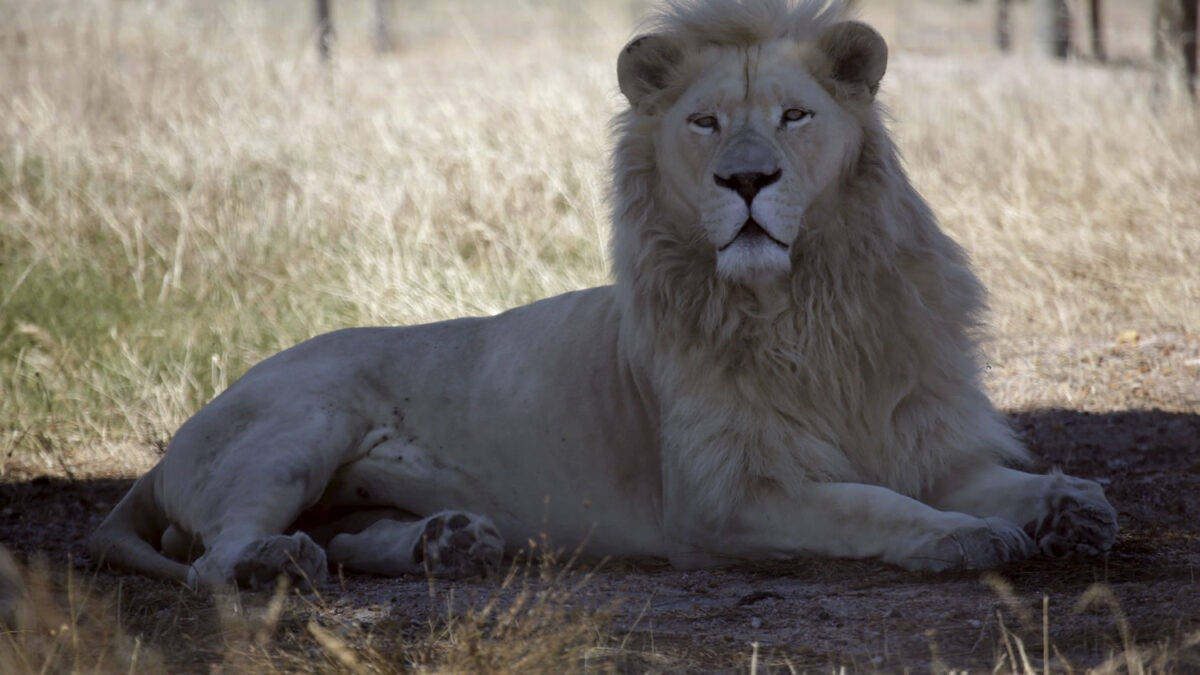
[91,0,1117,589]
[161,289,664,559]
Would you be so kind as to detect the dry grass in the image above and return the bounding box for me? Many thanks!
[1,545,625,674]
[1,0,1198,672]
[4,553,1196,673]
[0,550,159,673]
[1,0,626,474]
[2,0,1197,474]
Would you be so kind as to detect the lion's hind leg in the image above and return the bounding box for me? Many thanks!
[325,510,504,579]
[88,466,193,586]
[176,410,362,591]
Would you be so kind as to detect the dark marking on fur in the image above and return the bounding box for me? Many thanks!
[447,514,470,530]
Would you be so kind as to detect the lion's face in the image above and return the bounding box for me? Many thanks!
[618,22,887,286]
[657,43,862,283]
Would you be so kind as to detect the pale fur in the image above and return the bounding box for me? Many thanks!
[614,1,1022,520]
[90,0,1116,589]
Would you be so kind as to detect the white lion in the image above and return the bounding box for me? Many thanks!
[90,0,1117,590]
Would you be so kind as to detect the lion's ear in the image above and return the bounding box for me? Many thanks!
[817,21,888,101]
[617,34,683,112]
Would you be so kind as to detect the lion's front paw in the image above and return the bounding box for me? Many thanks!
[412,510,504,579]
[1026,471,1118,557]
[898,517,1035,572]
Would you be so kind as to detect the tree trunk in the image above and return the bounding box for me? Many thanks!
[1088,0,1105,61]
[316,0,333,62]
[1154,0,1182,62]
[1156,0,1199,96]
[1033,0,1071,59]
[1184,0,1199,96]
[374,0,394,55]
[996,0,1013,53]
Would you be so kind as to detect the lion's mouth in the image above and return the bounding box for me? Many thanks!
[717,219,789,252]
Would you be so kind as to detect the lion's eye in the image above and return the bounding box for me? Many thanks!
[781,108,814,127]
[687,114,719,134]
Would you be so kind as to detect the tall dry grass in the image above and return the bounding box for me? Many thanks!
[1,0,1197,473]
[0,0,627,474]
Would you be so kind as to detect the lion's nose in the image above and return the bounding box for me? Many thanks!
[713,169,781,205]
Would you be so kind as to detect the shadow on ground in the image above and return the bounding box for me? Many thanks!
[2,408,1198,672]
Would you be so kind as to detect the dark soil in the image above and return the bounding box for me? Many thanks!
[2,408,1199,673]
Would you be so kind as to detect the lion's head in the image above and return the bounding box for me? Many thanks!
[614,0,887,289]
[607,0,1001,507]
[619,22,884,286]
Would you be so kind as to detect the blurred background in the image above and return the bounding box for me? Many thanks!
[1,0,1197,477]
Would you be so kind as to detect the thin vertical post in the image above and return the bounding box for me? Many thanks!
[374,0,394,54]
[1089,0,1106,62]
[1183,0,1198,96]
[1156,0,1198,96]
[996,0,1013,53]
[1154,0,1181,63]
[316,0,333,62]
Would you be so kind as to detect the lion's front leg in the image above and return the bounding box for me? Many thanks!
[927,465,1118,558]
[670,482,1035,572]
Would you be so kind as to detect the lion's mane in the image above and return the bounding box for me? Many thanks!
[609,0,1027,522]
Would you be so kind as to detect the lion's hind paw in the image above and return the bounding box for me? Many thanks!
[232,532,328,591]
[412,510,505,579]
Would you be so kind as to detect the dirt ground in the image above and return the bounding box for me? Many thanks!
[3,402,1199,673]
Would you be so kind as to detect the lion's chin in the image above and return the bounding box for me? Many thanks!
[715,240,792,286]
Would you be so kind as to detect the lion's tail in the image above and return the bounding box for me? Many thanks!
[88,464,193,587]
